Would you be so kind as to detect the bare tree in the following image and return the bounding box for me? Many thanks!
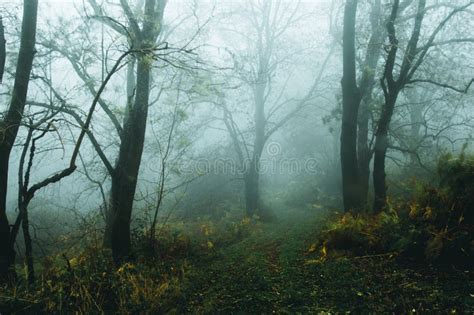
[16,115,61,284]
[106,0,167,262]
[356,0,383,207]
[0,0,38,280]
[44,0,169,262]
[41,0,206,261]
[217,0,331,217]
[373,0,474,212]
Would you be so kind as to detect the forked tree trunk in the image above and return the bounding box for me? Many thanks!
[109,57,151,263]
[103,0,166,263]
[103,58,137,250]
[373,0,428,212]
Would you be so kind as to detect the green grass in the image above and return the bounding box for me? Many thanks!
[175,208,472,313]
[1,207,472,313]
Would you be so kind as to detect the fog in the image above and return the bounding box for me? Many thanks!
[0,0,473,312]
[2,0,341,215]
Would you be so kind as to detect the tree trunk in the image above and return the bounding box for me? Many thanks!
[372,136,388,212]
[102,0,166,262]
[246,40,266,217]
[103,57,137,250]
[0,154,15,280]
[356,0,382,206]
[21,203,34,284]
[108,56,151,263]
[408,92,424,165]
[0,17,6,83]
[0,0,38,281]
[103,208,113,248]
[340,0,362,212]
[357,100,371,206]
[373,94,398,212]
[244,161,259,216]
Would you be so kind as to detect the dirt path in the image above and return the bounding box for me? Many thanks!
[181,209,473,313]
[182,210,324,313]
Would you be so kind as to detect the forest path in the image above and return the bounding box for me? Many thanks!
[184,208,329,313]
[181,208,472,313]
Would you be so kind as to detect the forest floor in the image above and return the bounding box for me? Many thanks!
[177,208,473,313]
[1,207,472,313]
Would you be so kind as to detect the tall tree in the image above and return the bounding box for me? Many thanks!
[373,0,474,212]
[45,0,207,261]
[338,0,419,210]
[0,0,38,280]
[340,0,362,212]
[218,0,330,216]
[356,0,382,206]
[101,0,167,262]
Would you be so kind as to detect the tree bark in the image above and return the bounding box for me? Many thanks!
[373,94,398,212]
[373,0,428,212]
[0,17,6,83]
[21,202,34,284]
[103,0,166,263]
[407,91,425,165]
[340,0,362,212]
[103,58,136,250]
[109,56,151,263]
[104,0,166,264]
[356,0,382,206]
[357,99,371,206]
[244,161,259,217]
[246,61,266,216]
[0,155,15,280]
[0,0,38,281]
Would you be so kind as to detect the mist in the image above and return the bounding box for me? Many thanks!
[0,0,473,313]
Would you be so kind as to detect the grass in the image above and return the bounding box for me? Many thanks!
[179,208,473,313]
[1,206,472,313]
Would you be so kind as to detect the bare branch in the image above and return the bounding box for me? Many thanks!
[408,1,474,80]
[86,0,128,36]
[120,0,142,41]
[417,37,474,51]
[408,78,474,94]
[41,41,124,137]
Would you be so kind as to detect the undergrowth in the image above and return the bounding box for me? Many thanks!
[312,152,474,268]
[1,152,473,313]
[0,213,259,313]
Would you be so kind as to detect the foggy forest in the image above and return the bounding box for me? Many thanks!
[0,0,473,313]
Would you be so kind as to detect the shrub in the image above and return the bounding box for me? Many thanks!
[0,212,265,313]
[409,152,474,266]
[132,211,261,260]
[313,152,473,267]
[316,210,401,258]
